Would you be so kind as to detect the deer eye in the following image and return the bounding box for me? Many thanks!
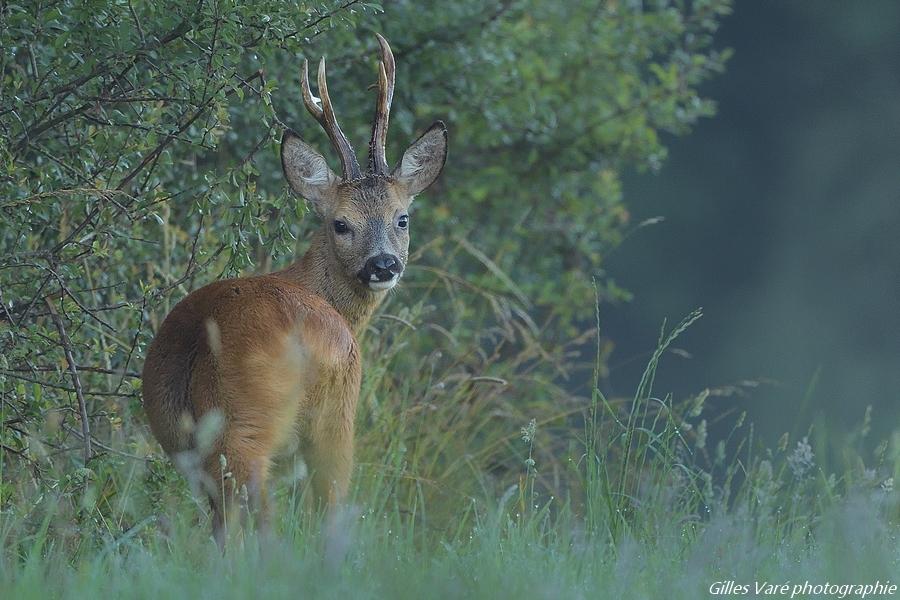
[333,220,349,234]
[397,215,409,229]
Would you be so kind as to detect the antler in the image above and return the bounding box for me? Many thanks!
[299,34,396,180]
[367,33,395,176]
[300,57,362,181]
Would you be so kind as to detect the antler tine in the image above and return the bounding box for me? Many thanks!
[299,56,362,181]
[299,58,324,120]
[368,33,395,175]
[317,57,363,180]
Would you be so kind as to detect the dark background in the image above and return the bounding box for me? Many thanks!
[606,0,900,447]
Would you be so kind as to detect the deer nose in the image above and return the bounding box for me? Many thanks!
[372,254,397,272]
[361,253,402,283]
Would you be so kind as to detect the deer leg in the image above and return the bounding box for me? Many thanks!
[208,492,231,551]
[245,461,272,540]
[205,457,237,551]
[204,438,272,550]
[303,354,360,511]
[305,418,354,510]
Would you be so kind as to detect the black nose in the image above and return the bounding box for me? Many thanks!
[372,254,397,272]
[361,253,402,282]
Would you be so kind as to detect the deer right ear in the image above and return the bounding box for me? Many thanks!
[281,129,339,214]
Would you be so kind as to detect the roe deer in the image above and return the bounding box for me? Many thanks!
[141,34,447,546]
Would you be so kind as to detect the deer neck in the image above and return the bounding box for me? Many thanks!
[277,228,384,334]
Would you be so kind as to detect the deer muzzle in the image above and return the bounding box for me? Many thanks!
[358,253,403,291]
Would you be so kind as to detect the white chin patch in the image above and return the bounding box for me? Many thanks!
[368,279,397,292]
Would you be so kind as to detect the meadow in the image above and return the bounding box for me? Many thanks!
[2,303,898,598]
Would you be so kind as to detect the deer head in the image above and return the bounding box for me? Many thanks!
[281,34,448,294]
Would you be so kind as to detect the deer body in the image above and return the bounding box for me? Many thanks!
[141,35,447,545]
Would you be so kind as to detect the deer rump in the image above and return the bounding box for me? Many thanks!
[142,275,360,502]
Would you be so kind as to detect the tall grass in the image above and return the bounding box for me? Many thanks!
[1,268,898,596]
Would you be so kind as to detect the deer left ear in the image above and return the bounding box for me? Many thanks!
[392,121,448,197]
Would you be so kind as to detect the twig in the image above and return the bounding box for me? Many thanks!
[1,443,25,457]
[62,424,148,462]
[0,286,16,325]
[0,372,72,389]
[153,241,228,300]
[14,272,53,328]
[45,297,92,463]
[254,0,363,48]
[377,314,417,330]
[468,376,509,386]
[116,295,146,393]
[5,365,141,378]
[0,371,139,398]
[40,260,118,332]
[127,0,146,43]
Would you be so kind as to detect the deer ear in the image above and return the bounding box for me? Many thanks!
[281,129,339,214]
[392,121,448,197]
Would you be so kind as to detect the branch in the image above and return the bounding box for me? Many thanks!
[5,365,141,378]
[44,298,92,463]
[0,371,139,398]
[62,424,148,461]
